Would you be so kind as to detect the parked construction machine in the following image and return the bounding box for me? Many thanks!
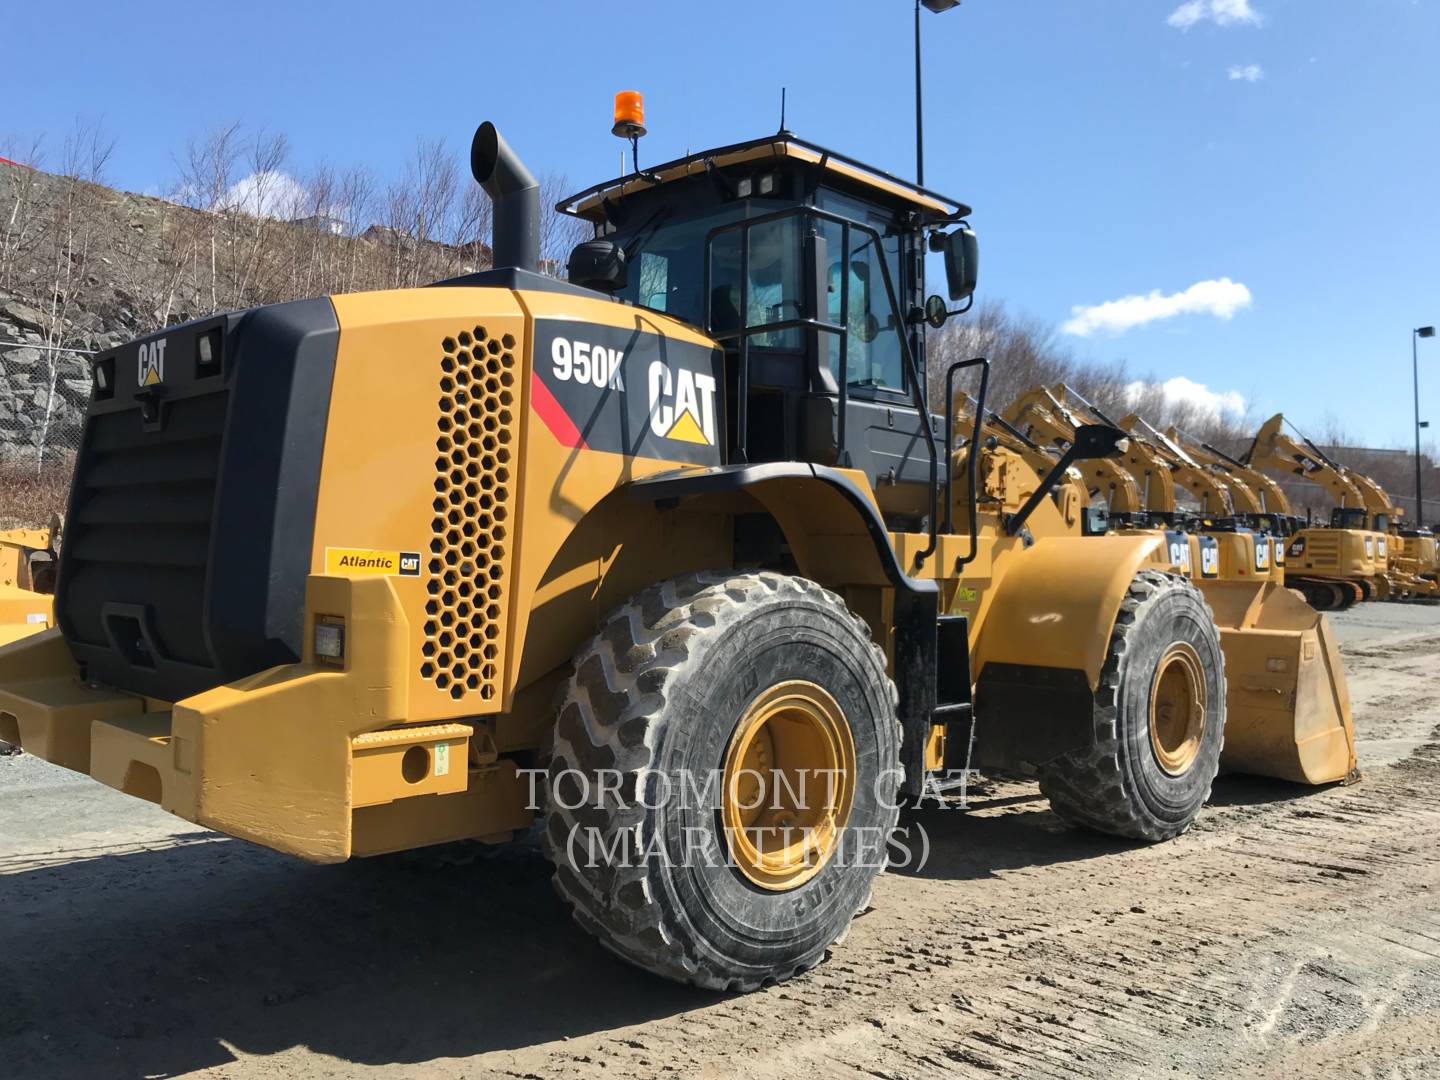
[0,523,57,645]
[1244,415,1430,602]
[0,108,1359,991]
[1001,385,1354,788]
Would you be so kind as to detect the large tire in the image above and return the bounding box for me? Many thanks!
[1038,570,1225,842]
[542,571,901,991]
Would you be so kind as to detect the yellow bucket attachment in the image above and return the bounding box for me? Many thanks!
[1206,582,1358,785]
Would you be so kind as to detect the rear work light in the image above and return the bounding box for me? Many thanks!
[314,619,345,664]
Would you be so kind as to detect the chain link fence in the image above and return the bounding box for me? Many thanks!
[0,339,92,529]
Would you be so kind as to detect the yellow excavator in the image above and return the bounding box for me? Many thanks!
[1342,469,1439,600]
[1245,415,1400,603]
[1164,426,1300,537]
[0,107,1360,991]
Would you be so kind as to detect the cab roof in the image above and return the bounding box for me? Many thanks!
[557,132,971,224]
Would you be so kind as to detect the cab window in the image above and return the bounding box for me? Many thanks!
[817,218,905,391]
[816,190,906,393]
[709,215,804,351]
[610,202,747,328]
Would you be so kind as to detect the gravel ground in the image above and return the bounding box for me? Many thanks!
[2,601,1439,1079]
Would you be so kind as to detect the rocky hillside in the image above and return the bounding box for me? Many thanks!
[0,153,551,524]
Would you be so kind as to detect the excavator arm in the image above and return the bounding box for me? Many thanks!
[1245,414,1368,511]
[1166,427,1291,519]
[1119,413,1241,518]
[1046,385,1177,518]
[1002,386,1147,516]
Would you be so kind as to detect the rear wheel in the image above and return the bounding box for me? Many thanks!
[542,571,901,991]
[1038,571,1225,842]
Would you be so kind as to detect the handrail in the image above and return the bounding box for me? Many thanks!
[943,358,991,571]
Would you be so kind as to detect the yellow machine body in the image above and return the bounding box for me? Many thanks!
[998,388,1355,784]
[0,156,1360,861]
[0,527,55,645]
[0,280,1246,859]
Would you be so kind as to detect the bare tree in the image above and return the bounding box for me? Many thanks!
[539,170,586,274]
[0,134,47,292]
[36,118,115,469]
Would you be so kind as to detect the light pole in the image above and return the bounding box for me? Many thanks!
[915,0,962,187]
[1415,325,1435,526]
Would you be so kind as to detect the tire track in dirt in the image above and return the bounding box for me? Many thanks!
[507,629,1440,1080]
[3,616,1438,1080]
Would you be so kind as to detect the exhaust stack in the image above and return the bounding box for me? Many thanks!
[470,122,539,273]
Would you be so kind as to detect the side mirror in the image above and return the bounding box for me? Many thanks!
[931,227,979,302]
[923,294,948,329]
[1070,424,1130,461]
[568,239,628,293]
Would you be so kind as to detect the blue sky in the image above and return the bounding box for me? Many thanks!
[5,0,1438,446]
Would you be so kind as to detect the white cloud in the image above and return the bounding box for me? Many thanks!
[218,170,310,218]
[1228,63,1264,81]
[1126,376,1247,421]
[1062,278,1253,337]
[1168,0,1263,30]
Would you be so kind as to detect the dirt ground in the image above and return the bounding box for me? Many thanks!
[3,602,1439,1080]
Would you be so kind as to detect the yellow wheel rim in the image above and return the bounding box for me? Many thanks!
[1149,642,1207,776]
[721,680,856,892]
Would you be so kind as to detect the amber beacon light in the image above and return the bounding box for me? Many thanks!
[612,91,646,139]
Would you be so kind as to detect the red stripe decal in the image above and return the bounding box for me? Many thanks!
[530,371,588,449]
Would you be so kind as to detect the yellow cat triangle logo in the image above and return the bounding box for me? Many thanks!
[141,365,162,387]
[665,409,710,445]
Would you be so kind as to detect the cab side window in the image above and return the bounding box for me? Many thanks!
[818,218,905,392]
[709,216,803,350]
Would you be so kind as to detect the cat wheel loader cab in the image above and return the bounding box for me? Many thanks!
[0,113,1355,992]
[0,525,58,647]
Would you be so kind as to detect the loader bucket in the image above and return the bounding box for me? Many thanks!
[1205,582,1357,785]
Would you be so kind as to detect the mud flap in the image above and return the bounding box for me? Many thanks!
[971,664,1093,772]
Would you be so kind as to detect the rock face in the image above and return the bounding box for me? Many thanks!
[0,313,90,468]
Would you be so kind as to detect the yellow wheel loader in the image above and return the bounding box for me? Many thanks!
[0,523,57,645]
[1002,386,1355,787]
[1244,415,1390,607]
[0,116,1357,991]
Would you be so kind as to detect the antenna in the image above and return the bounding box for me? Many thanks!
[779,87,788,134]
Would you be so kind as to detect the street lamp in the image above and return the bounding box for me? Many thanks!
[915,0,962,187]
[1415,325,1435,526]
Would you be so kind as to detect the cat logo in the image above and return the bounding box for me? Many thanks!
[137,338,167,387]
[1167,536,1193,575]
[1199,540,1220,578]
[648,360,717,446]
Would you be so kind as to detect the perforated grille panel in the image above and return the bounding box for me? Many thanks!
[421,326,518,701]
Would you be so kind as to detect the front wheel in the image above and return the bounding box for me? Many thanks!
[542,571,902,991]
[1038,571,1226,842]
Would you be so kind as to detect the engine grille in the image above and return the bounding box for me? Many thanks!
[55,300,339,703]
[62,392,227,667]
[1305,533,1341,568]
[420,326,518,702]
